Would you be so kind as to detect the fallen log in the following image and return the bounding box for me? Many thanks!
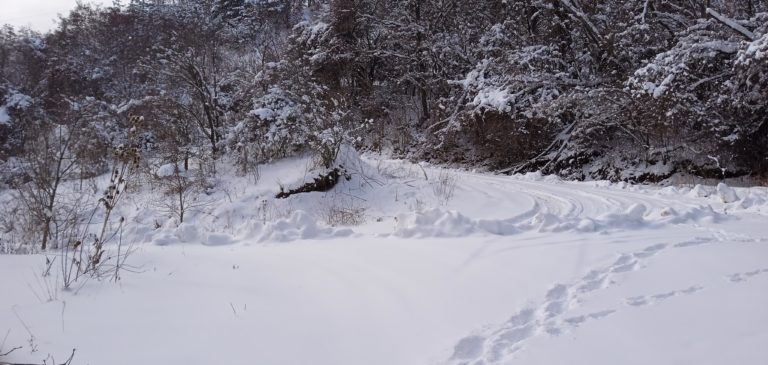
[276,166,350,199]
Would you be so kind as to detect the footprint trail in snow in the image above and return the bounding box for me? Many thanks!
[444,232,768,365]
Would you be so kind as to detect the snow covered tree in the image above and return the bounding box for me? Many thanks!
[2,0,766,184]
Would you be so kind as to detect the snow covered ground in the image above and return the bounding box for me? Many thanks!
[1,152,767,365]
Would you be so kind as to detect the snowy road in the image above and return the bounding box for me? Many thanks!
[1,159,767,365]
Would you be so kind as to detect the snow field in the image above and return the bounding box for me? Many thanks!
[1,152,767,365]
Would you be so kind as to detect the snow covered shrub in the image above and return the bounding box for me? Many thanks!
[243,85,310,161]
[428,3,603,170]
[309,123,347,169]
[626,19,743,164]
[238,58,363,169]
[730,17,768,176]
[3,0,767,192]
[0,86,34,161]
[148,44,228,159]
[420,1,768,179]
[617,9,768,179]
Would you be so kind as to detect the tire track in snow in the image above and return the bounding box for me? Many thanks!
[459,174,586,220]
[445,172,723,236]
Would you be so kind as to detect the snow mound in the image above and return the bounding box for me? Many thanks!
[393,204,724,238]
[149,211,354,245]
[242,211,354,243]
[725,190,768,214]
[394,209,495,238]
[79,151,761,248]
[688,184,712,198]
[206,232,236,246]
[716,182,739,203]
[156,162,182,177]
[517,171,562,183]
[151,232,180,246]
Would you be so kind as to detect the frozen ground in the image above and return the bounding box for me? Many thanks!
[1,152,767,365]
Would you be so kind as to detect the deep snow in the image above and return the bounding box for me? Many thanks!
[1,152,767,365]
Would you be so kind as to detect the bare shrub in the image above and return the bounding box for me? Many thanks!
[53,114,144,284]
[431,169,459,205]
[409,198,426,212]
[258,199,295,223]
[234,141,261,180]
[323,200,366,227]
[0,199,36,254]
[376,159,424,180]
[88,122,141,272]
[22,115,140,288]
[155,163,215,224]
[244,159,261,184]
[30,258,60,302]
[14,121,83,251]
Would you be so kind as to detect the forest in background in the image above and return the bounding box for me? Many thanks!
[1,0,767,186]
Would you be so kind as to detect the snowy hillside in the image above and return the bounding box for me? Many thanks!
[1,153,767,365]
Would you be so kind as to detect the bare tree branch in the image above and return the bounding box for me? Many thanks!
[706,8,757,41]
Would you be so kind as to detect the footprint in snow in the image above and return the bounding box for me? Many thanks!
[633,243,668,258]
[450,336,485,361]
[578,269,610,293]
[449,308,537,362]
[610,254,639,273]
[447,243,676,364]
[625,285,704,307]
[727,269,768,283]
[563,309,617,328]
[609,243,669,274]
[673,237,714,248]
[543,284,570,318]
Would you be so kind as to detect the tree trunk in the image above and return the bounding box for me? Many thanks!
[41,217,51,250]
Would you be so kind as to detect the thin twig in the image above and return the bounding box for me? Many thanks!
[11,307,34,340]
[0,329,10,354]
[0,346,21,357]
[0,349,75,365]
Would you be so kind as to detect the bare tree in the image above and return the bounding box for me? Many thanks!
[14,109,86,250]
[156,162,214,224]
